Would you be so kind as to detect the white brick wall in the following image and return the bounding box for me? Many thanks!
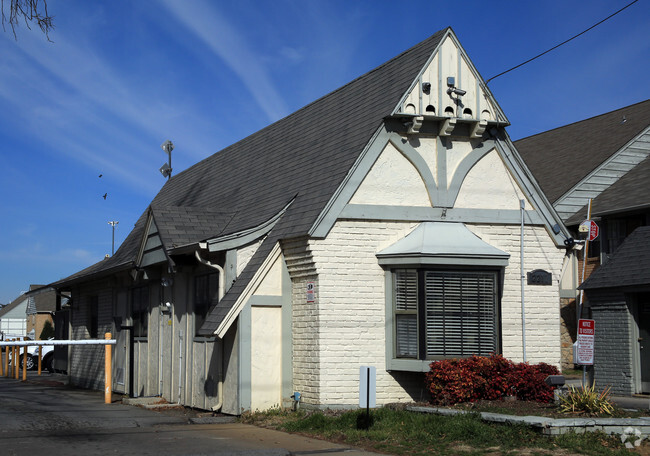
[297,220,564,407]
[283,237,321,406]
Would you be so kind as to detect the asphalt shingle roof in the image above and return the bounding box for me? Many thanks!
[516,100,650,205]
[565,155,650,225]
[581,226,650,290]
[151,206,237,250]
[54,29,456,336]
[56,28,448,295]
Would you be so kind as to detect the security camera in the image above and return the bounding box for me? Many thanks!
[447,87,466,96]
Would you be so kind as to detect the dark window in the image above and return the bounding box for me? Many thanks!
[394,268,499,360]
[194,272,218,335]
[132,286,149,338]
[89,296,99,338]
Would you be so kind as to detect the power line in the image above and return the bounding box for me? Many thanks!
[486,0,640,84]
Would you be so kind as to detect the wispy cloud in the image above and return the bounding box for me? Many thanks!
[157,0,290,122]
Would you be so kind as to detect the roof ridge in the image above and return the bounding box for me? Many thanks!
[516,98,650,142]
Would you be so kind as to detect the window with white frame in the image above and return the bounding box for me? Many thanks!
[393,268,500,360]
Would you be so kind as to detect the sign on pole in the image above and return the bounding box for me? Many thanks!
[576,319,595,365]
[579,220,599,241]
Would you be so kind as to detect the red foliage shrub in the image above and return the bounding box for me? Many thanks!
[425,354,560,405]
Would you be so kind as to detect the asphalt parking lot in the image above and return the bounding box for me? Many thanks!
[0,371,381,456]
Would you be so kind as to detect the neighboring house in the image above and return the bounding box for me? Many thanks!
[25,285,57,340]
[52,28,570,413]
[516,100,650,369]
[0,293,28,340]
[580,227,650,395]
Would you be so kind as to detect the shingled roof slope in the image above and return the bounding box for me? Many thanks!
[55,28,448,288]
[565,155,650,225]
[516,100,650,204]
[151,206,237,251]
[581,226,650,290]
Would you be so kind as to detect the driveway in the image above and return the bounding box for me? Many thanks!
[0,372,381,456]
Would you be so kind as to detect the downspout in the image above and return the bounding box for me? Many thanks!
[194,249,225,413]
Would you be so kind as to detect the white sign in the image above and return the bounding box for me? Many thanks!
[306,282,315,303]
[576,319,595,365]
[578,220,600,241]
[359,366,376,408]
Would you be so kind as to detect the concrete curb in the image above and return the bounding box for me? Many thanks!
[407,405,650,438]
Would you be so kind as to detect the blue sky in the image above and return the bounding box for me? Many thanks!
[1,0,648,304]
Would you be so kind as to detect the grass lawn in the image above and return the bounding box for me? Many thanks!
[241,406,644,455]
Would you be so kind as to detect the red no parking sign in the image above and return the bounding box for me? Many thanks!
[576,319,595,365]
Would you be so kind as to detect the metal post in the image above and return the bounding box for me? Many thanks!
[520,199,527,362]
[579,199,592,387]
[108,221,119,255]
[105,333,112,404]
[178,330,183,403]
[38,345,42,375]
[366,367,370,430]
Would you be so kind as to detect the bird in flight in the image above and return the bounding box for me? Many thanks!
[103,193,107,200]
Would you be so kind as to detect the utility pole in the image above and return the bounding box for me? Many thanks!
[108,221,119,255]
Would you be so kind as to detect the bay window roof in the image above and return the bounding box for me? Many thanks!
[376,222,510,266]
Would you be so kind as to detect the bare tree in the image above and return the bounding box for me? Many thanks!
[1,0,53,40]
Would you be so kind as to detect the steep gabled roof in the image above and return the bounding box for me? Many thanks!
[55,28,449,288]
[581,226,650,290]
[516,100,650,205]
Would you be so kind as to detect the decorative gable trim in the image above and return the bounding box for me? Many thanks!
[392,29,509,126]
[135,209,175,272]
[494,137,570,245]
[207,199,293,252]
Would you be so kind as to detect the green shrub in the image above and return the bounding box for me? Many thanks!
[559,383,615,416]
[425,354,560,405]
[39,320,55,340]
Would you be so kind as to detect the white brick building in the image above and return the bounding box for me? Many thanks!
[53,28,570,412]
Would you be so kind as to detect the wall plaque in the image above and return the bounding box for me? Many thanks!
[527,269,552,286]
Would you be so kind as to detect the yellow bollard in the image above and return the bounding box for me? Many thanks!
[13,341,18,379]
[0,345,3,377]
[38,345,42,375]
[22,338,27,381]
[104,333,112,404]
